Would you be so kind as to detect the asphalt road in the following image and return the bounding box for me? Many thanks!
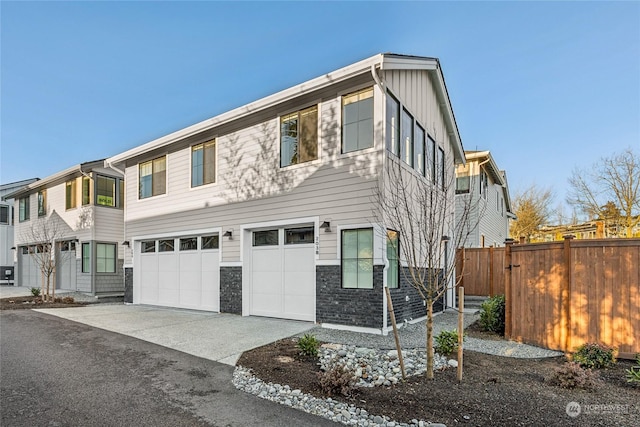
[0,310,337,427]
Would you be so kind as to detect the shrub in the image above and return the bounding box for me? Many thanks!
[317,360,356,397]
[549,361,600,390]
[62,296,75,304]
[297,334,320,358]
[435,329,463,355]
[479,294,505,334]
[626,354,640,384]
[573,343,616,369]
[30,287,41,297]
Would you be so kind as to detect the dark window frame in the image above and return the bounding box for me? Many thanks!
[191,140,216,187]
[341,87,374,153]
[341,228,374,289]
[280,106,318,168]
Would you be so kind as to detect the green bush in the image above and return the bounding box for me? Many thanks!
[549,361,600,390]
[435,329,463,355]
[297,334,320,358]
[479,294,505,334]
[30,287,41,297]
[625,354,640,384]
[573,343,616,369]
[317,360,356,397]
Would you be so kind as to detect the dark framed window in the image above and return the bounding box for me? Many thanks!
[201,235,219,250]
[191,140,216,187]
[180,237,198,251]
[19,196,30,221]
[0,206,9,224]
[158,239,174,252]
[456,174,470,194]
[386,230,399,289]
[96,243,116,273]
[427,135,436,183]
[82,176,91,205]
[436,147,445,191]
[385,93,400,156]
[281,106,318,167]
[82,242,91,273]
[37,190,46,217]
[141,241,156,253]
[341,228,373,289]
[414,124,425,177]
[342,87,374,153]
[96,176,116,207]
[400,108,413,167]
[285,227,314,244]
[66,180,77,209]
[252,230,279,246]
[139,156,166,199]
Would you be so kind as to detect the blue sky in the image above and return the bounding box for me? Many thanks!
[1,1,638,215]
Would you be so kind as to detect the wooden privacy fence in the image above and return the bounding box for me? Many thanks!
[457,238,640,358]
[456,247,505,296]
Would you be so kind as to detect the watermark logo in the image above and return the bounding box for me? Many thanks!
[566,401,581,418]
[566,401,631,417]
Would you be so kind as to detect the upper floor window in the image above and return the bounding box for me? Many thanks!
[37,190,46,217]
[96,176,116,207]
[342,87,373,153]
[341,228,373,289]
[139,156,166,199]
[280,106,318,167]
[66,180,77,210]
[19,196,30,222]
[427,135,436,183]
[0,205,9,225]
[456,172,470,194]
[82,176,91,206]
[400,108,414,167]
[414,124,425,177]
[386,94,400,156]
[480,170,488,199]
[191,140,216,187]
[437,147,445,191]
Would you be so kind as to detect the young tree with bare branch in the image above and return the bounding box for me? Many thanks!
[20,212,71,301]
[509,184,555,242]
[567,147,640,237]
[375,156,481,379]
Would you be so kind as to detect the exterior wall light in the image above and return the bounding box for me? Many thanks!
[320,221,332,233]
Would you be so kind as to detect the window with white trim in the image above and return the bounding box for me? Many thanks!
[96,243,116,273]
[191,140,216,187]
[139,156,166,199]
[281,106,318,167]
[0,205,9,224]
[386,230,399,289]
[341,228,373,289]
[19,196,30,221]
[66,180,77,210]
[342,88,374,153]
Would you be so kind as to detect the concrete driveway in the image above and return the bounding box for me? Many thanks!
[1,286,314,365]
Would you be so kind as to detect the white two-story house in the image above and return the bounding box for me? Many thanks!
[1,178,39,284]
[455,150,515,247]
[6,160,125,295]
[106,53,465,332]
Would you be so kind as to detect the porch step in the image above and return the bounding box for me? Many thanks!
[461,295,489,311]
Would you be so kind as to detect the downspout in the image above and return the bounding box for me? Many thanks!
[371,63,389,335]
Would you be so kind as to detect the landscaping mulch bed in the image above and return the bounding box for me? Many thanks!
[0,295,88,310]
[237,338,639,426]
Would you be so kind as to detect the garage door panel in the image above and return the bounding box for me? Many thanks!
[252,249,281,271]
[283,246,314,271]
[284,294,315,321]
[251,292,282,316]
[283,272,315,295]
[136,240,219,311]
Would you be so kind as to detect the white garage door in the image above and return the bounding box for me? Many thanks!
[19,246,42,288]
[250,227,315,322]
[136,234,219,311]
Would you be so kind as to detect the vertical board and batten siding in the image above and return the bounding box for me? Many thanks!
[123,88,385,264]
[461,240,639,356]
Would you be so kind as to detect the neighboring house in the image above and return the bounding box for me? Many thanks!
[532,218,640,242]
[455,150,515,247]
[5,161,125,295]
[106,53,465,333]
[0,178,40,284]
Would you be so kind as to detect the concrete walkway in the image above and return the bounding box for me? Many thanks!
[2,284,314,366]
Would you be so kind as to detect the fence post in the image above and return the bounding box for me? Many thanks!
[504,240,514,339]
[563,235,574,353]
